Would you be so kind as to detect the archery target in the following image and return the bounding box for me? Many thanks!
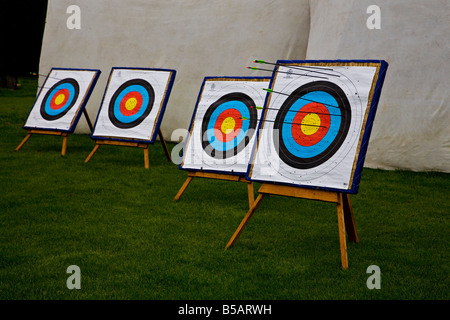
[92,68,176,142]
[40,78,79,121]
[274,81,352,169]
[181,77,270,174]
[108,79,155,129]
[249,61,383,192]
[23,69,100,131]
[201,92,258,159]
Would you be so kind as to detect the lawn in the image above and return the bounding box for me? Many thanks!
[0,77,449,300]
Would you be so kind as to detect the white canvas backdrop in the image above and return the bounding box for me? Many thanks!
[306,0,450,173]
[39,0,450,172]
[39,0,310,140]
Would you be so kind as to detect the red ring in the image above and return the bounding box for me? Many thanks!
[119,92,143,116]
[50,89,70,110]
[291,102,330,147]
[213,108,243,143]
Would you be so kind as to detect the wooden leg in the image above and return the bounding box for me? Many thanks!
[343,194,359,243]
[158,129,172,162]
[337,193,349,269]
[174,176,194,201]
[15,133,32,151]
[226,193,265,249]
[83,109,93,132]
[247,182,255,208]
[85,143,100,163]
[61,134,68,157]
[144,146,149,169]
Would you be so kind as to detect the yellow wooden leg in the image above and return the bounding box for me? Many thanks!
[337,193,349,269]
[15,133,32,151]
[226,193,265,249]
[174,176,194,201]
[61,134,68,156]
[144,146,149,169]
[85,143,100,163]
[247,182,255,208]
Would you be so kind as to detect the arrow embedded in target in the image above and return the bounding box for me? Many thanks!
[253,59,339,77]
[241,116,326,128]
[263,88,341,109]
[249,105,341,117]
[246,67,329,80]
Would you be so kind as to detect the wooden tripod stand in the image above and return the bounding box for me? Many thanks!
[225,183,359,269]
[84,129,172,169]
[174,171,255,209]
[15,109,93,156]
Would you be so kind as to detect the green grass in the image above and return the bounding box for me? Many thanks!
[0,78,449,300]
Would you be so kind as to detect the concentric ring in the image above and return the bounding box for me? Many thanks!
[40,78,79,121]
[108,79,155,129]
[273,81,351,169]
[201,92,257,159]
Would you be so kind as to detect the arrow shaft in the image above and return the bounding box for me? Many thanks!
[252,105,341,117]
[264,89,341,109]
[254,60,337,74]
[243,117,326,128]
[248,67,328,80]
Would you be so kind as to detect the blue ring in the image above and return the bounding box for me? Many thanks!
[206,101,250,151]
[281,91,341,158]
[44,83,77,116]
[113,85,150,124]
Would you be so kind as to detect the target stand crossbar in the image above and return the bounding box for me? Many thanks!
[15,129,70,156]
[15,110,94,157]
[174,171,255,209]
[225,183,359,269]
[84,128,171,169]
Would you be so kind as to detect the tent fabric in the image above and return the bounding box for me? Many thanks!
[306,0,450,172]
[39,0,450,172]
[39,0,310,139]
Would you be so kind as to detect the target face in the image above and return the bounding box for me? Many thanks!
[274,81,351,169]
[92,68,176,142]
[180,77,270,174]
[248,60,388,193]
[201,92,258,159]
[40,78,79,121]
[23,68,101,132]
[108,79,155,129]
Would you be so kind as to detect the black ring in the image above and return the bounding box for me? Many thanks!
[201,92,257,159]
[40,78,79,121]
[273,81,351,169]
[108,79,155,129]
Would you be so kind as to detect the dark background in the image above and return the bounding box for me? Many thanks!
[1,0,48,87]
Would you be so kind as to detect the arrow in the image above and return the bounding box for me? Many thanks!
[253,59,339,77]
[241,116,327,129]
[246,66,328,80]
[263,88,340,109]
